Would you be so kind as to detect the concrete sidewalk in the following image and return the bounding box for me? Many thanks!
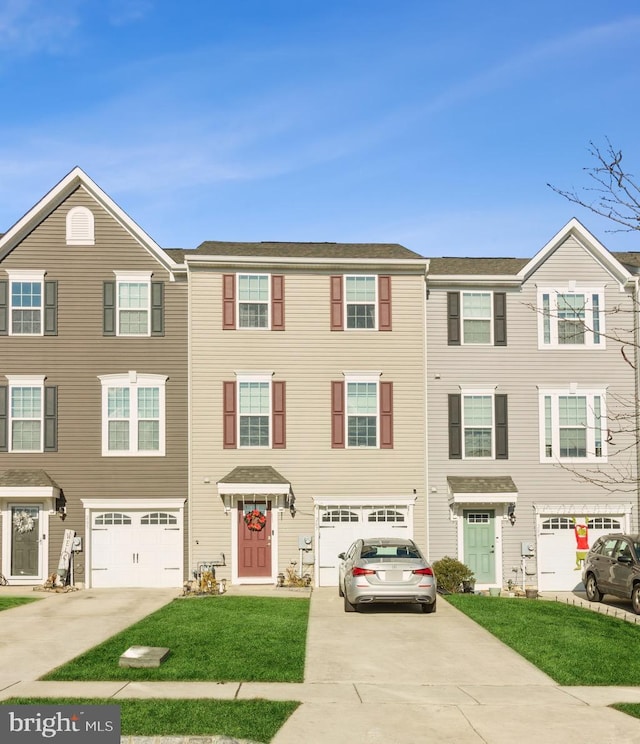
[1,586,640,743]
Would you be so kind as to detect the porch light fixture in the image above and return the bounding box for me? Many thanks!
[507,503,516,526]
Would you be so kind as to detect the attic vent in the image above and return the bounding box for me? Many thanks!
[66,206,95,245]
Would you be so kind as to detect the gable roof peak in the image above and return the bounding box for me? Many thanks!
[516,217,633,285]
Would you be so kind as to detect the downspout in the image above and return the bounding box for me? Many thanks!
[634,277,640,532]
[423,261,430,559]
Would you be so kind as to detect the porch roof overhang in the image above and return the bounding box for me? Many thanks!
[217,466,292,496]
[447,476,518,505]
[0,469,61,499]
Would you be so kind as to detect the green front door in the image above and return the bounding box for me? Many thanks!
[463,510,495,584]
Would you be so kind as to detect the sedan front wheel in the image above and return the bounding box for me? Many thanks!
[632,584,640,615]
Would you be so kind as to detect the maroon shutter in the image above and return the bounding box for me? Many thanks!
[223,381,237,448]
[271,275,285,330]
[272,381,286,448]
[330,276,344,330]
[380,381,394,449]
[222,274,236,329]
[378,275,392,331]
[331,380,345,448]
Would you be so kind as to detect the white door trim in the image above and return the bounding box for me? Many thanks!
[1,501,50,584]
[456,506,504,590]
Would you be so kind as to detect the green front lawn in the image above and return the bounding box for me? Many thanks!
[2,698,299,743]
[43,595,309,682]
[446,594,640,686]
[0,596,39,612]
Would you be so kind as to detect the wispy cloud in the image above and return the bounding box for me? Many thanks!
[0,0,82,55]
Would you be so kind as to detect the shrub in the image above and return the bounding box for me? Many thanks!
[433,556,475,593]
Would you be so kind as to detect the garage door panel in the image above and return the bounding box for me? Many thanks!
[91,509,182,588]
[538,515,623,591]
[317,505,411,586]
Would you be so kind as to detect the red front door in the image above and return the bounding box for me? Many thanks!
[238,502,272,578]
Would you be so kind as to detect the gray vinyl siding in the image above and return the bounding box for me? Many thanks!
[189,267,428,581]
[427,235,638,582]
[0,186,188,584]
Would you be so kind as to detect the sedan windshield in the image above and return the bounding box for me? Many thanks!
[361,545,422,560]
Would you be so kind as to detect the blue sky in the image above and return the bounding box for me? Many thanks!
[1,0,640,257]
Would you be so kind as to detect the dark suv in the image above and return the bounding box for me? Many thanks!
[582,533,640,614]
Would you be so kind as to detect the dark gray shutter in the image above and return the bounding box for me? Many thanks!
[494,292,507,346]
[0,280,7,335]
[495,394,508,459]
[103,281,116,336]
[448,393,462,459]
[447,292,460,345]
[44,386,58,452]
[151,281,164,336]
[43,280,58,336]
[0,386,7,451]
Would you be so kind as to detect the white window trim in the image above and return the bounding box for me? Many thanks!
[460,387,496,460]
[66,206,95,245]
[237,273,271,330]
[236,373,272,448]
[344,275,378,331]
[461,290,493,345]
[99,371,167,456]
[537,286,605,349]
[113,271,152,337]
[538,386,607,464]
[6,270,46,337]
[344,372,382,448]
[5,374,46,453]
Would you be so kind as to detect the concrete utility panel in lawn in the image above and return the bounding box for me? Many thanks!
[119,646,170,668]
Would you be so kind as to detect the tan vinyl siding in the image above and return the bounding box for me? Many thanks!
[189,267,428,580]
[0,186,188,583]
[426,235,637,582]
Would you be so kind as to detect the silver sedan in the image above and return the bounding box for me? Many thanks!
[338,537,437,613]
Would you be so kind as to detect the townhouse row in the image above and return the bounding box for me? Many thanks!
[0,168,637,593]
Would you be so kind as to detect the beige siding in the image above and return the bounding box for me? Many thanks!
[426,235,637,583]
[0,186,188,583]
[189,268,428,581]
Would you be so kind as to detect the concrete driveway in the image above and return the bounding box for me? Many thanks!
[0,586,178,688]
[1,585,640,743]
[272,588,640,744]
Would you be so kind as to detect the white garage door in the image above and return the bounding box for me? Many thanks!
[91,510,183,588]
[537,515,623,591]
[317,505,411,586]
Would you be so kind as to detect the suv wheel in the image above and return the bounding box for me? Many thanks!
[632,585,640,615]
[585,574,602,602]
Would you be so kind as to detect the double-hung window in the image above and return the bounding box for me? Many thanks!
[345,276,376,329]
[238,377,270,447]
[115,273,152,336]
[331,374,394,449]
[10,378,43,451]
[462,393,494,457]
[238,274,269,328]
[347,379,379,446]
[538,287,604,348]
[222,375,286,449]
[448,390,508,460]
[540,387,606,462]
[99,372,167,456]
[8,271,45,335]
[447,291,507,346]
[461,292,492,344]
